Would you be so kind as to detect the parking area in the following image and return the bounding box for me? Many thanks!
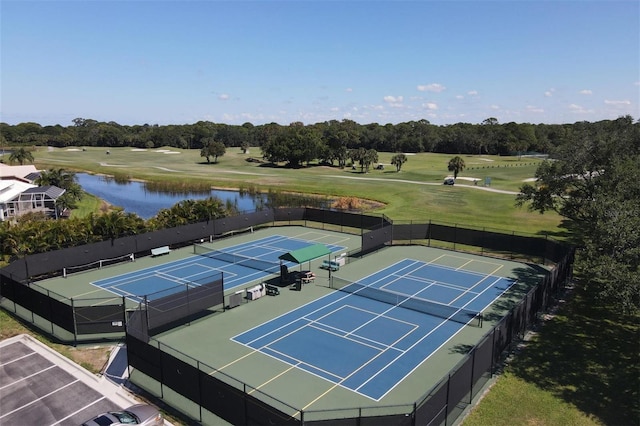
[0,334,145,426]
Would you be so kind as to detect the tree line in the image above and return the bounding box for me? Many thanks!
[517,115,639,314]
[0,117,625,160]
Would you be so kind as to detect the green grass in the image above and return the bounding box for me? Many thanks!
[463,372,601,426]
[463,284,639,426]
[70,191,118,218]
[33,147,561,235]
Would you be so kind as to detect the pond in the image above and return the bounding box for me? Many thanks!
[76,173,262,219]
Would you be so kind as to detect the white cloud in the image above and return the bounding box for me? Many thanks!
[218,93,230,101]
[455,95,464,99]
[569,103,594,114]
[345,88,353,92]
[604,99,631,105]
[417,83,446,93]
[526,105,544,113]
[579,89,592,95]
[544,88,555,97]
[423,102,438,110]
[490,104,500,110]
[383,95,403,103]
[467,90,478,96]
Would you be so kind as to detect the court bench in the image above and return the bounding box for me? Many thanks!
[151,246,170,257]
[320,260,340,271]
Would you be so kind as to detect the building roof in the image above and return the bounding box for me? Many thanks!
[0,180,37,203]
[21,185,66,199]
[0,164,39,180]
[24,172,41,182]
[278,244,331,264]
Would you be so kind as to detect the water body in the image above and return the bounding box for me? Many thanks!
[76,173,260,219]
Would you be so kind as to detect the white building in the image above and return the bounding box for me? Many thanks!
[0,164,66,221]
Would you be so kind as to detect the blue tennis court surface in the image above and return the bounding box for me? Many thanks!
[232,258,516,400]
[91,235,345,300]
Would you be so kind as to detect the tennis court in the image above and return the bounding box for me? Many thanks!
[232,258,515,400]
[91,234,345,301]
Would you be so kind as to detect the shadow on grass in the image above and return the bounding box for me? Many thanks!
[508,283,639,425]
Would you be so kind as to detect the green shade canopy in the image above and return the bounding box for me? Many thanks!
[278,244,331,264]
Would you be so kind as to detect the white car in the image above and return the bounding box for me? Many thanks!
[82,404,163,426]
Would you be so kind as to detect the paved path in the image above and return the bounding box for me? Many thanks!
[327,175,520,195]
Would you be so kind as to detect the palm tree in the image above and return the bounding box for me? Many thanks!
[8,147,35,165]
[36,168,83,215]
[391,153,408,172]
[447,156,466,179]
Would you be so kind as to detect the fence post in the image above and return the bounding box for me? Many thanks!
[71,297,77,346]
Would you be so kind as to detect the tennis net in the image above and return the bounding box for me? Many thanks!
[194,244,280,274]
[63,253,134,277]
[332,277,482,327]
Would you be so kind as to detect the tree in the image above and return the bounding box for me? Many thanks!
[447,156,465,179]
[36,168,83,214]
[516,116,640,313]
[362,149,378,173]
[348,148,366,172]
[8,147,35,165]
[390,153,407,172]
[200,139,226,163]
[90,211,145,241]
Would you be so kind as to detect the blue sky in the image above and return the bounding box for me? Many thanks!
[1,1,638,126]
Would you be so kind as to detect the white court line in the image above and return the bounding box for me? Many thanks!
[301,298,427,407]
[391,272,476,293]
[306,322,398,352]
[365,273,514,400]
[260,346,345,381]
[304,304,418,344]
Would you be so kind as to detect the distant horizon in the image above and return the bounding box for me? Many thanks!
[2,1,638,127]
[2,115,638,129]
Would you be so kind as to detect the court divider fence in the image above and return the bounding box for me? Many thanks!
[0,207,574,425]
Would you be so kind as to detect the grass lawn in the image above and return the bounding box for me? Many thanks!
[463,283,639,426]
[33,146,562,235]
[70,191,117,217]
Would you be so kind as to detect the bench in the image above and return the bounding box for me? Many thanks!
[299,271,316,284]
[320,260,340,271]
[151,246,170,257]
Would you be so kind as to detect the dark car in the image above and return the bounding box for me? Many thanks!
[81,404,163,426]
[443,177,455,185]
